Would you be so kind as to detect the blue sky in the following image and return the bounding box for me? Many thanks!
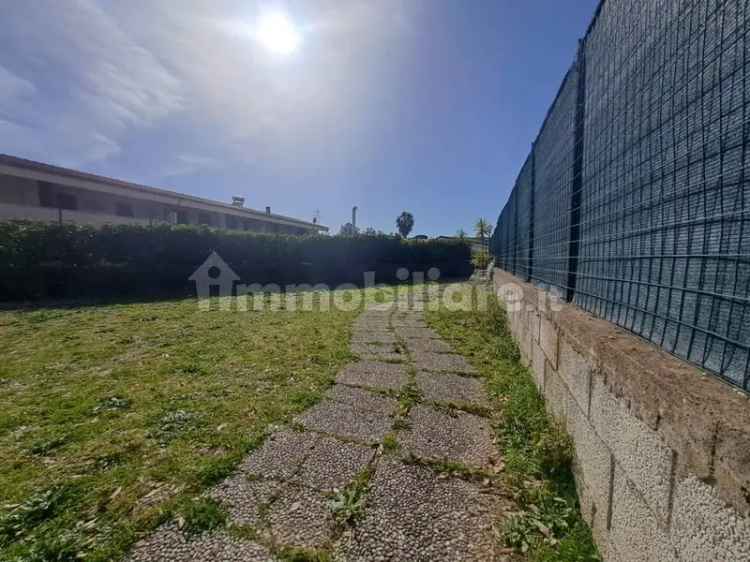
[0,1,598,235]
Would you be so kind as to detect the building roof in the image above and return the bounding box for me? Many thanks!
[0,153,327,232]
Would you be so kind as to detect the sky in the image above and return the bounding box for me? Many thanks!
[0,0,599,236]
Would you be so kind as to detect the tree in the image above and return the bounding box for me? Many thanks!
[396,212,414,239]
[475,218,492,249]
[338,222,359,236]
[456,228,467,240]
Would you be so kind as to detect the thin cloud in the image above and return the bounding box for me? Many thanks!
[0,0,184,167]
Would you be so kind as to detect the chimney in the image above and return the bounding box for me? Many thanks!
[231,196,245,207]
[352,206,358,228]
[265,206,271,215]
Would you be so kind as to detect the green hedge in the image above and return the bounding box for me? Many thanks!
[0,222,473,301]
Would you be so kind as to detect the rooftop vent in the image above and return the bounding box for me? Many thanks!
[265,206,271,215]
[231,196,245,207]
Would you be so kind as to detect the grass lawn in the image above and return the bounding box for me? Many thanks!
[0,288,394,561]
[427,284,600,562]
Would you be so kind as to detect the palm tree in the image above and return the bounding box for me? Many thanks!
[475,218,492,250]
[396,212,414,239]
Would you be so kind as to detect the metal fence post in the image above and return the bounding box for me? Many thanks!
[566,40,586,303]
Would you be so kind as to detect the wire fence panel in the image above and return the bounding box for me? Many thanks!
[513,155,535,281]
[490,0,750,392]
[531,65,579,294]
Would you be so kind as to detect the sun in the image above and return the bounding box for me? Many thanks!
[256,12,301,55]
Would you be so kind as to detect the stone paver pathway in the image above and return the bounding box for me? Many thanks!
[127,296,511,562]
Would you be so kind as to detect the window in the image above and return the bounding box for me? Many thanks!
[225,214,238,229]
[38,182,55,207]
[116,202,134,217]
[56,192,78,210]
[198,212,211,226]
[177,211,189,225]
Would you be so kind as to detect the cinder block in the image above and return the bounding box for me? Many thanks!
[512,310,524,340]
[530,310,541,343]
[576,479,611,561]
[714,426,750,517]
[590,377,674,524]
[519,329,531,366]
[539,315,559,369]
[557,337,594,417]
[670,477,750,562]
[609,466,679,562]
[568,400,613,539]
[544,368,569,426]
[531,342,546,391]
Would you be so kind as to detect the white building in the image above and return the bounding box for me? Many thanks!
[0,154,327,235]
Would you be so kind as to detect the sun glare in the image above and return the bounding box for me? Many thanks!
[256,12,301,55]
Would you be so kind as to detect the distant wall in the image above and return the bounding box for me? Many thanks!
[494,267,750,562]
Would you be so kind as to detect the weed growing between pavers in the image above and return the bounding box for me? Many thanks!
[382,433,400,452]
[0,288,391,561]
[327,466,374,527]
[175,497,227,536]
[427,285,601,562]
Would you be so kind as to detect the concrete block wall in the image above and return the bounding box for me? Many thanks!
[493,268,750,562]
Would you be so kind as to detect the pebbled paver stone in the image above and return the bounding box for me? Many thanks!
[336,361,410,392]
[394,327,441,340]
[399,405,500,469]
[292,435,375,491]
[391,320,428,329]
[333,459,503,561]
[412,351,478,375]
[325,384,398,415]
[209,475,279,527]
[416,371,490,410]
[404,338,454,354]
[295,400,393,444]
[126,524,276,562]
[237,430,314,480]
[351,332,398,345]
[349,341,396,354]
[267,483,335,549]
[350,342,407,363]
[352,322,393,334]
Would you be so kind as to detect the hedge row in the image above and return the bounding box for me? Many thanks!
[0,222,473,301]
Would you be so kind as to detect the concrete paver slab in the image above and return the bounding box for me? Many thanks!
[126,524,276,562]
[399,405,499,469]
[292,435,375,491]
[333,460,502,562]
[412,352,478,375]
[237,430,315,480]
[416,371,490,410]
[404,338,454,354]
[336,361,410,392]
[325,384,398,415]
[267,483,335,549]
[210,475,279,527]
[296,400,393,444]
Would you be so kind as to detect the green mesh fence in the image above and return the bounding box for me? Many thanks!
[491,0,750,392]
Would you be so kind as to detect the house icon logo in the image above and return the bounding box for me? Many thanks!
[189,251,240,310]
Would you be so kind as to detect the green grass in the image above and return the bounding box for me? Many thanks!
[426,283,600,562]
[0,287,394,561]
